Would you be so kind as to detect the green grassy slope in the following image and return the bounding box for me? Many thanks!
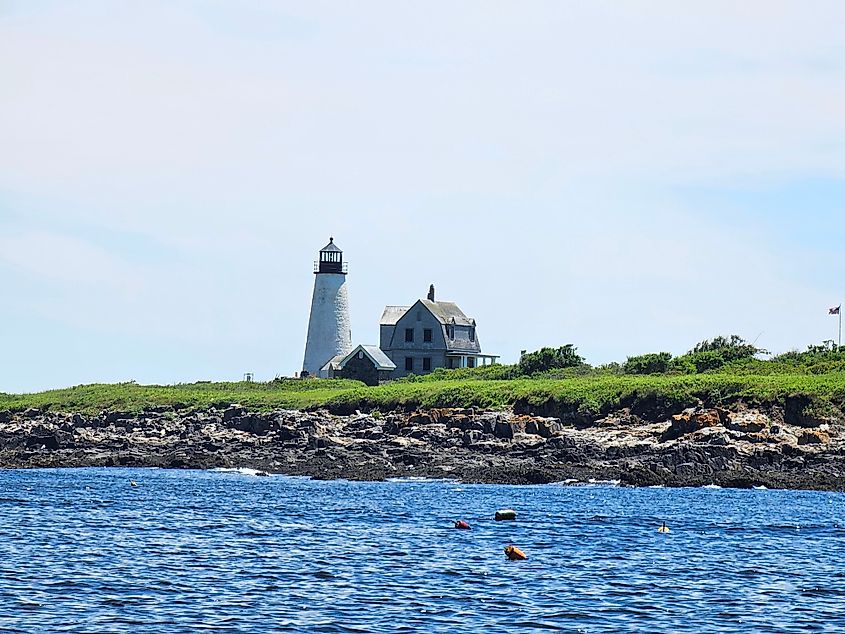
[2,372,844,418]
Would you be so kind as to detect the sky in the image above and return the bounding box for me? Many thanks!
[1,1,844,393]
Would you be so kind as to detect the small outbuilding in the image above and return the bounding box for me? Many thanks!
[321,344,397,386]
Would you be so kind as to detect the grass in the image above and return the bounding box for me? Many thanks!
[2,372,845,419]
[0,379,364,414]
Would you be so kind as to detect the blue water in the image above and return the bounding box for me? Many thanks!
[1,469,844,633]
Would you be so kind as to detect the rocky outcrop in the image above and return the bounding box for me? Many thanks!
[0,404,842,490]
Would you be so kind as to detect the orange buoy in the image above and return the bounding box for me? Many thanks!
[454,520,471,530]
[504,545,528,561]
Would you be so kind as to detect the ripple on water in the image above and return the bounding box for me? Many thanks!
[0,468,843,632]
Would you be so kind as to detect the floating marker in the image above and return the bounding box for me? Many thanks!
[495,509,517,521]
[504,545,528,560]
[658,521,670,533]
[454,520,471,530]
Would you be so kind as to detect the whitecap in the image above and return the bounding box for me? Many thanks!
[213,467,271,477]
[587,479,621,486]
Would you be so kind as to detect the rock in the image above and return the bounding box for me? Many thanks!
[726,412,769,433]
[798,430,831,445]
[408,411,433,426]
[519,415,559,435]
[223,405,247,422]
[226,414,271,435]
[785,395,832,428]
[462,430,483,447]
[493,420,514,440]
[104,411,133,424]
[25,433,61,450]
[661,408,728,442]
[674,462,713,477]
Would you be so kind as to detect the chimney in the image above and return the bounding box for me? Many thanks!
[427,284,435,301]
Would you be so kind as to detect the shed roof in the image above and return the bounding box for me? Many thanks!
[320,353,346,372]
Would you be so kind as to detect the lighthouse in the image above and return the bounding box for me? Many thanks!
[302,237,352,377]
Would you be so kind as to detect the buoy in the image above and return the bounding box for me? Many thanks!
[454,520,471,529]
[495,509,517,521]
[658,521,670,533]
[130,481,137,487]
[504,545,528,560]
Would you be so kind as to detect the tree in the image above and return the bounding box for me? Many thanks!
[677,335,765,373]
[623,352,672,374]
[518,345,584,375]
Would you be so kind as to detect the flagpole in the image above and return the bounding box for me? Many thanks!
[839,308,842,351]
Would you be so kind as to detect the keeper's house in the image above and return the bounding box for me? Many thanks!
[380,285,499,378]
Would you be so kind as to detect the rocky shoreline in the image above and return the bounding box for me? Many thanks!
[1,403,843,490]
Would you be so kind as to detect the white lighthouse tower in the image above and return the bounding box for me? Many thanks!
[302,237,352,377]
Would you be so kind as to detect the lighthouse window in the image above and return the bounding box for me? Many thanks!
[423,328,432,342]
[405,357,414,371]
[405,328,414,342]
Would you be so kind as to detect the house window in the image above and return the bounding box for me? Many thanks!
[423,328,432,343]
[358,351,364,359]
[469,328,475,342]
[446,325,454,339]
[423,357,431,371]
[405,328,414,342]
[468,357,475,368]
[405,357,413,371]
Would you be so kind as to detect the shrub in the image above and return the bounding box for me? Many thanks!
[518,345,585,375]
[623,352,672,375]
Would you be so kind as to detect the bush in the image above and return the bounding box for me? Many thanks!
[673,335,763,373]
[623,352,672,375]
[518,345,585,375]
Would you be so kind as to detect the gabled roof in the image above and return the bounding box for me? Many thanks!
[348,345,396,370]
[419,299,475,326]
[381,300,475,327]
[322,344,397,372]
[380,305,410,325]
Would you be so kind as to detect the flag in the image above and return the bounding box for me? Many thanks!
[830,306,841,315]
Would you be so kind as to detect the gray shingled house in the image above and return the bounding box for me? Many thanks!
[379,285,498,378]
[321,344,397,385]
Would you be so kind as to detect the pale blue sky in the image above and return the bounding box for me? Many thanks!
[1,1,844,393]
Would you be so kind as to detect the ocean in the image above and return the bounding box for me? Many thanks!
[1,467,843,632]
